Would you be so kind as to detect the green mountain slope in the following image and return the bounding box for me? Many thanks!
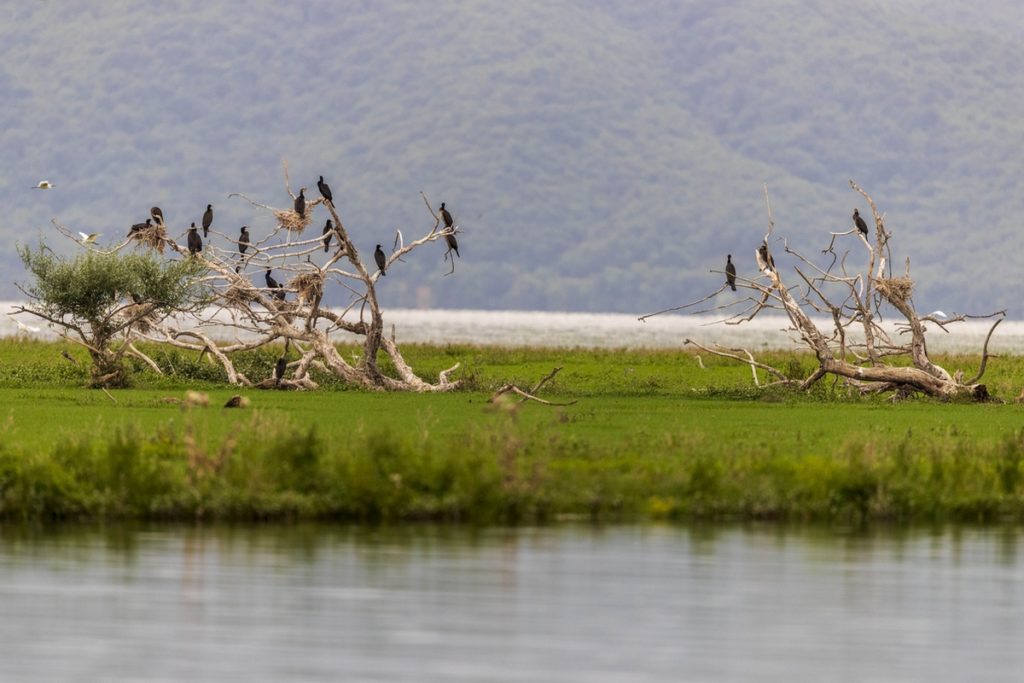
[1,1,1021,315]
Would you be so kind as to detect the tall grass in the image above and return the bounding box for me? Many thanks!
[2,410,1024,523]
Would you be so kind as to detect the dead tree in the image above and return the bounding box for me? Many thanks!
[641,181,1004,401]
[134,163,464,391]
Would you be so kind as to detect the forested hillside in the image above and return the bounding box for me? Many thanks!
[2,1,1022,314]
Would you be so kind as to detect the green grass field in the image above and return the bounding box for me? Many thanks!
[2,338,1024,523]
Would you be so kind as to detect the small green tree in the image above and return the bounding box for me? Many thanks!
[17,246,208,387]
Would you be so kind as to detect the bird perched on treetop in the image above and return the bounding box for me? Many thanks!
[374,244,387,276]
[202,204,213,238]
[725,254,737,291]
[150,207,164,225]
[238,226,250,255]
[853,208,869,236]
[187,223,202,255]
[322,220,333,253]
[294,188,306,218]
[317,176,333,205]
[439,202,454,229]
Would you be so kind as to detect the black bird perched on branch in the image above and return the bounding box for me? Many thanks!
[238,226,250,255]
[202,204,213,238]
[294,188,306,218]
[439,202,454,229]
[322,220,333,253]
[445,231,460,258]
[128,218,152,237]
[757,244,775,272]
[150,207,164,225]
[853,208,869,236]
[187,223,202,255]
[265,268,286,301]
[317,176,333,205]
[275,356,287,386]
[725,254,737,291]
[374,244,387,276]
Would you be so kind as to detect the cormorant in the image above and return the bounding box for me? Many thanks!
[275,356,287,386]
[265,268,286,301]
[238,226,250,255]
[322,220,333,253]
[853,208,869,236]
[128,218,152,237]
[187,223,202,255]
[757,244,775,271]
[374,244,387,276]
[150,207,164,225]
[445,231,460,258]
[202,204,213,238]
[725,254,737,291]
[439,202,453,229]
[294,188,306,218]
[317,176,333,205]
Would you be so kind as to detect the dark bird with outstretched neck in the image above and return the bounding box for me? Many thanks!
[725,254,737,291]
[374,244,387,276]
[150,207,164,225]
[265,268,286,301]
[187,223,202,255]
[853,208,869,236]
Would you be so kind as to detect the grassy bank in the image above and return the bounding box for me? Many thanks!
[2,338,1024,523]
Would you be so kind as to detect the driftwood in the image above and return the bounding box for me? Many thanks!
[488,367,578,409]
[643,181,1004,401]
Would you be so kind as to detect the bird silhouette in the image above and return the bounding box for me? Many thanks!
[725,254,737,291]
[374,244,387,276]
[238,226,250,255]
[202,204,213,238]
[294,188,306,218]
[322,220,333,253]
[128,218,152,237]
[187,223,202,255]
[317,176,333,205]
[275,357,287,385]
[265,268,286,301]
[150,207,164,225]
[439,202,454,229]
[853,208,869,236]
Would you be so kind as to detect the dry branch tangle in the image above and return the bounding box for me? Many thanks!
[665,181,1003,401]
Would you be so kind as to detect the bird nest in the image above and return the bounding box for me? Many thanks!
[223,284,257,309]
[120,303,159,333]
[274,208,313,234]
[130,224,168,252]
[875,276,914,301]
[289,272,324,305]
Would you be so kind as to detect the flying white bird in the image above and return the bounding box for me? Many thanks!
[928,310,949,319]
[6,315,40,333]
[78,232,99,244]
[32,180,54,190]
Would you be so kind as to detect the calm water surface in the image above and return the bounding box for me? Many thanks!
[1,524,1023,682]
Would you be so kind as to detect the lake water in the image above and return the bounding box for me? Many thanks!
[3,301,1021,353]
[1,524,1023,682]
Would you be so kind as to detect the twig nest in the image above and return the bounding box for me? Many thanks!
[289,272,324,305]
[130,224,168,252]
[875,276,914,301]
[274,208,313,234]
[223,284,257,309]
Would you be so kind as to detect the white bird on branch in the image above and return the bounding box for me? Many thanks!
[78,232,100,244]
[6,315,40,333]
[928,310,949,319]
[32,180,54,190]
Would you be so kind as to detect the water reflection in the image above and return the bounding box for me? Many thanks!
[1,524,1023,681]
